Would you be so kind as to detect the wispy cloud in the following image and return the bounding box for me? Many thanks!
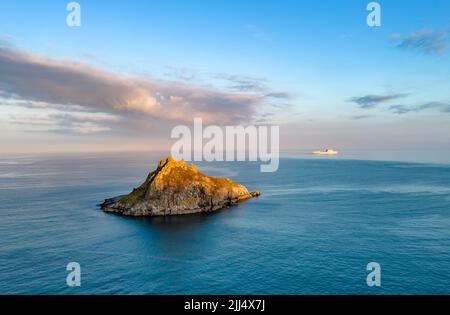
[390,29,450,55]
[0,35,14,48]
[3,100,121,134]
[209,73,268,93]
[163,66,197,82]
[49,112,116,134]
[350,115,371,120]
[265,92,292,100]
[79,51,99,60]
[390,102,450,114]
[208,72,292,104]
[7,114,113,134]
[349,93,407,109]
[4,99,92,113]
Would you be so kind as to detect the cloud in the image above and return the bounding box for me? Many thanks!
[209,73,293,105]
[209,73,268,93]
[389,102,450,114]
[0,46,264,126]
[5,105,121,134]
[63,122,112,134]
[7,115,111,134]
[270,102,292,110]
[265,92,292,100]
[389,105,411,114]
[349,94,407,109]
[390,29,450,54]
[163,66,197,82]
[3,98,92,112]
[48,112,120,123]
[80,52,98,59]
[351,115,371,120]
[0,35,14,48]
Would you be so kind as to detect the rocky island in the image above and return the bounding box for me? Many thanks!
[101,157,261,216]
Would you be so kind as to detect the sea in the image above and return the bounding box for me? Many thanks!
[0,151,449,294]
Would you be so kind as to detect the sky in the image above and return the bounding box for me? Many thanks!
[0,0,449,156]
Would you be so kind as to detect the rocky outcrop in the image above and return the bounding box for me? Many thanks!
[101,157,260,216]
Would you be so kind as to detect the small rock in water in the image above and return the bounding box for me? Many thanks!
[101,157,261,216]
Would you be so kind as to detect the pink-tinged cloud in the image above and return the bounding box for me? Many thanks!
[0,46,263,125]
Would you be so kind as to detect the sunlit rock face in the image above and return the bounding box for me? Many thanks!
[101,157,260,216]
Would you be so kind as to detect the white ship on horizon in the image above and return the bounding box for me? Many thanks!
[312,149,339,155]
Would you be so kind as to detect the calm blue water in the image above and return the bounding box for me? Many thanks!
[0,152,449,294]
